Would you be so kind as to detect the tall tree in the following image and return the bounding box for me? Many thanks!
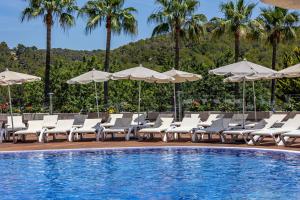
[148,0,206,114]
[149,0,207,71]
[21,0,77,104]
[209,0,256,62]
[259,7,299,108]
[80,0,138,106]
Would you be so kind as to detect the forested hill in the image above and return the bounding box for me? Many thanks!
[0,32,300,113]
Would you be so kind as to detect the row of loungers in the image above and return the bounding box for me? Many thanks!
[1,113,300,146]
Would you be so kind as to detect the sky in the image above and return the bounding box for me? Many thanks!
[0,0,267,51]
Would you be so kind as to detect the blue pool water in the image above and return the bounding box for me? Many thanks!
[0,147,299,200]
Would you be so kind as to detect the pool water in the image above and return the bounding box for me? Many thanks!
[0,147,299,200]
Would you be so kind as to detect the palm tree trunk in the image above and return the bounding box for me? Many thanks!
[234,31,240,96]
[45,12,52,104]
[270,38,278,109]
[104,16,111,107]
[174,26,180,120]
[234,31,240,62]
[175,27,180,70]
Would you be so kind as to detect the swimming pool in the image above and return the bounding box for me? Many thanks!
[0,147,299,200]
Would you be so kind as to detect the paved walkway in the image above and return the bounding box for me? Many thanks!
[0,136,299,152]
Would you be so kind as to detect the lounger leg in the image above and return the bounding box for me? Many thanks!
[0,129,3,143]
[191,132,198,143]
[162,133,168,142]
[242,134,249,144]
[68,131,74,142]
[125,127,133,141]
[13,133,17,143]
[279,135,289,146]
[220,133,226,143]
[278,136,290,146]
[39,129,47,143]
[273,135,282,145]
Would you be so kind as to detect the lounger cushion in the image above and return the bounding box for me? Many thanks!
[167,128,193,133]
[282,130,300,137]
[139,128,166,133]
[73,128,96,133]
[251,128,293,136]
[104,128,128,133]
[223,129,257,135]
[14,130,40,135]
[45,129,71,134]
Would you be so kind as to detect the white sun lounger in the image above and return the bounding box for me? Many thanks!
[101,118,133,141]
[194,118,232,142]
[138,117,174,140]
[13,120,44,143]
[68,118,102,142]
[221,114,286,143]
[2,116,27,141]
[198,114,224,127]
[249,114,300,145]
[41,119,75,143]
[280,130,300,146]
[165,117,200,142]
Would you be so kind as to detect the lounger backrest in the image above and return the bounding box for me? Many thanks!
[159,118,174,129]
[82,118,102,129]
[131,113,146,125]
[107,114,123,124]
[55,120,74,129]
[113,118,133,129]
[191,114,200,118]
[27,120,43,131]
[230,114,248,125]
[282,114,300,129]
[43,115,58,128]
[206,118,231,132]
[7,116,24,127]
[263,114,286,129]
[205,114,224,123]
[181,117,200,128]
[184,113,200,118]
[73,115,88,126]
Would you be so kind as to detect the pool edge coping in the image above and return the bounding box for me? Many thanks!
[0,146,299,155]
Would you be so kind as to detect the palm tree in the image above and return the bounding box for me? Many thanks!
[21,0,77,104]
[148,0,206,115]
[259,7,299,107]
[148,0,207,71]
[209,0,256,62]
[80,0,138,106]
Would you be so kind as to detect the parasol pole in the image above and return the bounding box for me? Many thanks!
[242,79,246,128]
[173,83,177,121]
[94,81,100,118]
[252,81,257,121]
[8,85,14,136]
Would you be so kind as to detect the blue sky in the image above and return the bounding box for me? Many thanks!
[0,0,266,50]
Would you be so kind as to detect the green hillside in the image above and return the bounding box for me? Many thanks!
[0,32,300,113]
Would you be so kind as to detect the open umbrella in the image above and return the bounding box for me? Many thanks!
[277,63,300,78]
[261,0,300,9]
[0,68,41,131]
[112,64,174,121]
[156,69,202,121]
[209,59,276,127]
[67,69,111,117]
